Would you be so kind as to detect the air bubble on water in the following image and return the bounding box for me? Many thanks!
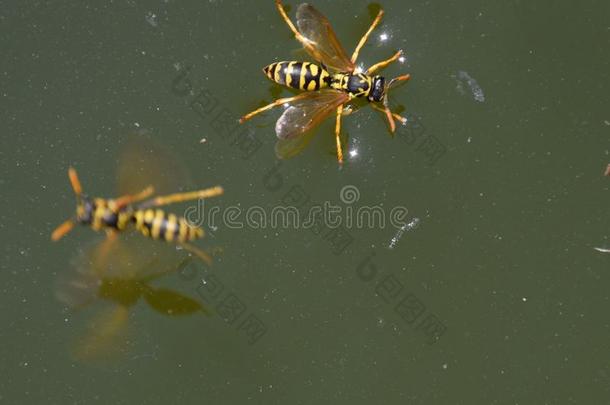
[388,217,420,249]
[454,71,485,103]
[145,11,158,27]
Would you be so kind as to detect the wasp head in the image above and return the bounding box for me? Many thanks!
[368,75,386,102]
[75,196,94,225]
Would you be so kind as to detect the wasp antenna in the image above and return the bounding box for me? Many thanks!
[388,74,411,89]
[51,218,75,241]
[68,167,83,196]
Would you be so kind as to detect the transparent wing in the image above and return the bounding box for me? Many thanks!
[275,90,349,140]
[296,3,355,72]
[60,236,204,362]
[71,306,131,363]
[56,234,188,310]
[275,130,318,160]
[117,131,193,197]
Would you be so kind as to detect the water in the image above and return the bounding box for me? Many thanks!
[2,0,609,403]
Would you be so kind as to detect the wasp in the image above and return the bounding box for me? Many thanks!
[240,0,410,164]
[51,167,223,264]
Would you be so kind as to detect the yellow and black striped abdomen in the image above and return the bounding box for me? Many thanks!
[263,61,330,91]
[133,209,203,243]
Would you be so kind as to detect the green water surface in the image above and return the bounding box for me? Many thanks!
[1,0,609,403]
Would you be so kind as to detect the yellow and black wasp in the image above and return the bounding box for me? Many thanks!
[53,137,216,361]
[240,0,410,164]
[51,150,223,264]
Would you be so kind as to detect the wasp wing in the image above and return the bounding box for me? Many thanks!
[72,305,131,363]
[117,131,193,197]
[57,234,188,310]
[275,90,349,140]
[296,3,355,72]
[275,130,318,160]
[143,286,208,316]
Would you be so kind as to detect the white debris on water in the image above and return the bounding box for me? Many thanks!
[388,217,420,250]
[145,11,158,27]
[455,71,485,102]
[594,247,610,253]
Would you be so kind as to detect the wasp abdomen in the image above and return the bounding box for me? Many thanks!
[133,209,203,243]
[263,61,330,91]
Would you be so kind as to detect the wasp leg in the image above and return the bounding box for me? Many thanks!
[342,105,355,116]
[275,0,318,56]
[114,186,155,210]
[366,50,403,75]
[138,187,224,210]
[240,93,314,123]
[370,103,407,129]
[180,242,213,266]
[92,230,120,276]
[335,105,345,164]
[140,256,193,283]
[351,9,384,63]
[370,103,396,133]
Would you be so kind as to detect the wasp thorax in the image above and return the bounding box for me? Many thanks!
[368,76,386,102]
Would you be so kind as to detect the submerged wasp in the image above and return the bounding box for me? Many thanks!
[240,0,410,164]
[56,238,210,363]
[51,146,223,264]
[53,138,215,361]
[58,241,208,361]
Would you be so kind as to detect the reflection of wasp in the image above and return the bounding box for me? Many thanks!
[51,141,223,264]
[240,0,410,164]
[57,237,207,361]
[53,136,217,361]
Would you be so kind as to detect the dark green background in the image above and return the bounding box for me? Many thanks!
[2,0,608,403]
